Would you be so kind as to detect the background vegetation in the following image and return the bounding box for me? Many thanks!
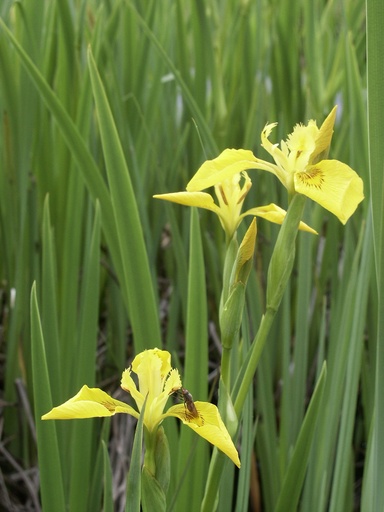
[0,0,381,510]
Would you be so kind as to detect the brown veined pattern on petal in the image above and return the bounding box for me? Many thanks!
[294,160,364,224]
[294,167,326,191]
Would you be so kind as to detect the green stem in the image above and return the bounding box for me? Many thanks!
[234,194,306,414]
[201,194,307,511]
[201,449,226,512]
[201,311,276,512]
[234,308,276,415]
[266,194,306,311]
[221,235,239,307]
[143,429,156,476]
[219,235,239,391]
[221,347,231,389]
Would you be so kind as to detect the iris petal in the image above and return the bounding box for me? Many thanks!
[165,402,240,467]
[41,385,137,420]
[153,191,220,214]
[241,203,317,234]
[294,160,364,224]
[186,149,258,191]
[310,106,337,162]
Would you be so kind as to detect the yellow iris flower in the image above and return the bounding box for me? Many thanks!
[254,106,364,224]
[154,161,316,239]
[42,348,240,467]
[165,107,363,227]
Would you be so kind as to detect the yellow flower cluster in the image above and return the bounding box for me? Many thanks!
[154,107,364,237]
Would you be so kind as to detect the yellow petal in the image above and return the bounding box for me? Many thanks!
[132,349,166,401]
[41,385,136,420]
[121,368,145,411]
[186,149,258,192]
[310,106,337,163]
[260,123,279,158]
[163,368,182,395]
[286,122,317,157]
[165,402,241,467]
[142,368,182,432]
[241,203,318,234]
[127,349,179,432]
[132,348,171,378]
[294,160,364,224]
[259,123,291,186]
[153,191,220,214]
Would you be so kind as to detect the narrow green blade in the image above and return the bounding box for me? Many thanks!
[30,282,66,512]
[102,440,114,512]
[364,0,384,510]
[275,363,327,512]
[87,48,161,352]
[126,397,146,512]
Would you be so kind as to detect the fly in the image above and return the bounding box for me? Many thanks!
[180,387,199,419]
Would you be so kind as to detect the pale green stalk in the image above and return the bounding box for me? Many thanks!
[362,1,384,510]
[234,195,306,415]
[202,194,306,510]
[219,236,239,388]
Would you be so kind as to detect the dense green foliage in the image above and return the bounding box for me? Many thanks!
[0,0,380,510]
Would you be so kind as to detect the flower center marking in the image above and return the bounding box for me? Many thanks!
[102,401,117,412]
[296,167,325,190]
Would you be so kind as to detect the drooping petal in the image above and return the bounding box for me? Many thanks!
[241,203,318,234]
[42,385,137,420]
[294,160,364,224]
[165,402,241,467]
[153,191,220,214]
[186,149,258,192]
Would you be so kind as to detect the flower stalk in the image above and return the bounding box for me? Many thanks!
[202,195,308,510]
[219,219,257,387]
[152,107,364,509]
